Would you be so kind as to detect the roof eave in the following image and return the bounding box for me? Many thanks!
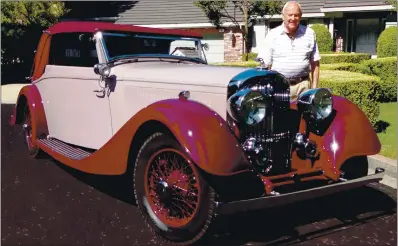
[135,22,245,29]
[320,5,394,13]
[253,13,325,19]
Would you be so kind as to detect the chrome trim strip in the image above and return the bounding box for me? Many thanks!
[215,170,385,215]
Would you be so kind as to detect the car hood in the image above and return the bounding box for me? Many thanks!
[111,61,250,88]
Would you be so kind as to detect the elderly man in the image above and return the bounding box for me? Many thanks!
[257,1,320,100]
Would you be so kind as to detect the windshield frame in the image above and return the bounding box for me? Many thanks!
[95,31,208,64]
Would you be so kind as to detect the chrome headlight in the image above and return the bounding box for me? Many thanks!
[227,88,266,125]
[297,88,333,121]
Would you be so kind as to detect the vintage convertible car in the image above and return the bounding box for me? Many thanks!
[11,21,385,245]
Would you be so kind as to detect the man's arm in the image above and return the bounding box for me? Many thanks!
[310,35,321,88]
[310,60,320,88]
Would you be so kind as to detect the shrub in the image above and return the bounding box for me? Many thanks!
[320,63,372,75]
[362,57,397,102]
[320,53,371,64]
[319,70,381,126]
[214,61,258,67]
[377,26,397,58]
[311,24,333,52]
[241,52,258,61]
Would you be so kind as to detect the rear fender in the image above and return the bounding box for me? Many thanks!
[290,95,381,180]
[10,84,49,143]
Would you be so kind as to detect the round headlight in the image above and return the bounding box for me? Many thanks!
[297,88,333,121]
[227,88,266,125]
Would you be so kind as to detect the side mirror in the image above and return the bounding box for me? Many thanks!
[94,63,111,78]
[255,57,264,64]
[202,43,209,51]
[254,57,268,70]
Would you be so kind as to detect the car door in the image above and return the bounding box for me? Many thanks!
[34,32,113,150]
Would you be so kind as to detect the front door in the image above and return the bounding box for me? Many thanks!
[355,18,380,55]
[34,32,113,150]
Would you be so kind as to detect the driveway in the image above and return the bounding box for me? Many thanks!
[1,83,27,104]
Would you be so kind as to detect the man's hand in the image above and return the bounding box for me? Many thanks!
[310,60,320,88]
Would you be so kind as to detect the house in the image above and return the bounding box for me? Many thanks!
[114,0,397,63]
[251,0,397,56]
[115,0,245,63]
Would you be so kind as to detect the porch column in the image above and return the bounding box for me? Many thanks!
[328,17,334,38]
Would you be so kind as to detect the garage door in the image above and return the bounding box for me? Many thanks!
[202,33,224,63]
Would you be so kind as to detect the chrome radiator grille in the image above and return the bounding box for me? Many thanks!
[239,87,290,143]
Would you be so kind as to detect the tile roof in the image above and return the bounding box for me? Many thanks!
[116,0,244,25]
[115,0,393,26]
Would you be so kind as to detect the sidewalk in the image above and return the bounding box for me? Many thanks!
[1,83,27,104]
[368,155,397,189]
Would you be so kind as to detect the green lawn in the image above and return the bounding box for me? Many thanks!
[377,102,397,159]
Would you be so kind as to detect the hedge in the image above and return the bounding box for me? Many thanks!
[215,61,258,67]
[319,70,381,126]
[320,63,372,75]
[377,26,397,58]
[362,57,397,102]
[320,53,372,64]
[311,24,333,52]
[241,52,259,61]
[241,52,372,64]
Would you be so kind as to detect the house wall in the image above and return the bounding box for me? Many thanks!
[252,11,395,56]
[224,28,244,62]
[182,27,244,63]
[251,20,268,54]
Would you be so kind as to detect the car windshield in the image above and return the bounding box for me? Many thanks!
[100,32,207,64]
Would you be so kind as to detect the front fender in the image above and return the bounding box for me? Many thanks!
[291,95,381,180]
[131,98,250,175]
[79,98,250,176]
[10,84,49,143]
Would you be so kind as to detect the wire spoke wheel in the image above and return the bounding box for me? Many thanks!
[134,132,216,245]
[22,105,42,157]
[144,148,200,228]
[23,106,35,151]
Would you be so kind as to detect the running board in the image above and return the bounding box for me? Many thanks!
[215,168,385,215]
[37,138,91,160]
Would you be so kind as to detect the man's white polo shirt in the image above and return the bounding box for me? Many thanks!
[257,24,321,78]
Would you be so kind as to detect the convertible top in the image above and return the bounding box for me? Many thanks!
[45,21,203,38]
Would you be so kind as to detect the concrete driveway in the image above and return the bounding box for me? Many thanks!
[1,83,27,104]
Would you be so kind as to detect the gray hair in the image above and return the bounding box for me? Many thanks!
[282,1,303,15]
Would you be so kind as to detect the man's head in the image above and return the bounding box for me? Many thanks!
[282,1,302,34]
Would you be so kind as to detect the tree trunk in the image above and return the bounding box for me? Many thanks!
[243,1,249,61]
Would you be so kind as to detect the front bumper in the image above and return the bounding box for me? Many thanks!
[215,167,385,215]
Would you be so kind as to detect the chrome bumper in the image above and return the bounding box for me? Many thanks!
[215,168,385,215]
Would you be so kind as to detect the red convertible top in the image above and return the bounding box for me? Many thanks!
[45,21,203,38]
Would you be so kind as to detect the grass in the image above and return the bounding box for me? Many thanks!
[376,102,397,159]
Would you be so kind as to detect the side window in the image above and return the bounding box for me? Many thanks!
[49,32,98,67]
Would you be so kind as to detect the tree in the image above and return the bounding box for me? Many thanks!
[385,0,397,11]
[1,1,69,82]
[194,0,283,61]
[62,1,138,19]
